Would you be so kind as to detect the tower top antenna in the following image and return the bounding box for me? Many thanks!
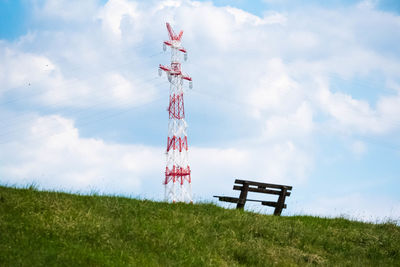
[166,22,183,41]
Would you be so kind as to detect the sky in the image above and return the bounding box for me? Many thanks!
[0,0,399,223]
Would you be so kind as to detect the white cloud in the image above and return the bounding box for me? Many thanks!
[0,115,163,196]
[6,0,397,129]
[0,45,158,108]
[262,11,287,25]
[247,58,303,117]
[315,79,400,135]
[263,102,313,140]
[0,48,55,93]
[97,0,140,38]
[191,140,313,197]
[288,31,319,51]
[226,7,286,26]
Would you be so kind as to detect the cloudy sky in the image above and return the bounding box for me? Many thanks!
[1,0,399,222]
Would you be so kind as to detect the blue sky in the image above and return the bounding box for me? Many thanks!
[0,0,399,222]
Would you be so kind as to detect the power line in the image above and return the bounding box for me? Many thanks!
[0,76,168,129]
[0,83,168,145]
[0,50,165,107]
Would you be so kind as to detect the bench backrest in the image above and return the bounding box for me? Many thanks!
[233,179,292,196]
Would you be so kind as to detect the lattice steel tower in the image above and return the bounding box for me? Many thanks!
[159,22,193,202]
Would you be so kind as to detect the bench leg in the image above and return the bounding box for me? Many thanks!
[236,183,249,209]
[273,188,287,216]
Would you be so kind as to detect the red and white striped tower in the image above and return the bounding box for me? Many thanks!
[159,22,193,203]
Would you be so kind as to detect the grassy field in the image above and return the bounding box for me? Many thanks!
[0,186,399,266]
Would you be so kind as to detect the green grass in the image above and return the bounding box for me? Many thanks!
[0,186,399,266]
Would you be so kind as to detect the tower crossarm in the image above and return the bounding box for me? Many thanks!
[182,75,192,81]
[163,41,186,52]
[159,64,192,81]
[159,64,170,73]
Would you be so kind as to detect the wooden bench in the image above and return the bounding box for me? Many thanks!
[214,179,293,216]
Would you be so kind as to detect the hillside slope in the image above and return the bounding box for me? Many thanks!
[0,186,399,266]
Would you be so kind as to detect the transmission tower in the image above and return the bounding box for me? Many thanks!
[159,22,193,203]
